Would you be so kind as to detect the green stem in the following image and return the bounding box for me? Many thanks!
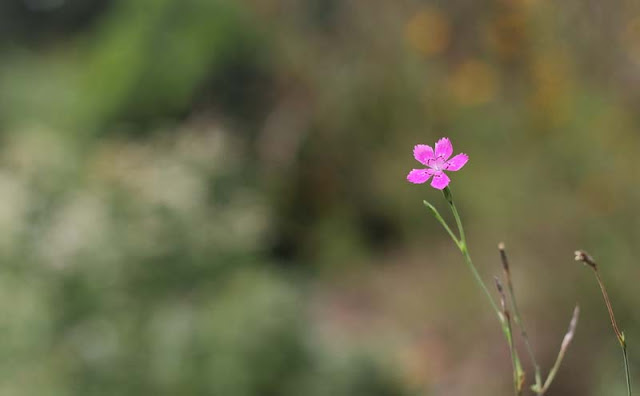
[500,245,543,391]
[540,306,579,394]
[503,317,519,395]
[594,269,632,396]
[509,290,542,389]
[460,245,502,319]
[443,187,501,318]
[575,251,631,396]
[541,344,566,392]
[442,187,523,394]
[624,344,632,396]
[497,279,525,396]
[423,201,460,248]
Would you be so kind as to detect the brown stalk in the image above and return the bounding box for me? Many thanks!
[574,249,631,395]
[574,250,624,346]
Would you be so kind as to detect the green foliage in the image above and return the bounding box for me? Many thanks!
[2,0,640,394]
[0,127,411,395]
[81,0,270,129]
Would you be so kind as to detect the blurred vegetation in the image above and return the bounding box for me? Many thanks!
[1,0,640,395]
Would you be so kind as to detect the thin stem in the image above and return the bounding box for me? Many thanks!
[459,245,501,318]
[505,317,521,395]
[499,243,543,390]
[444,187,466,245]
[442,187,523,394]
[423,200,460,248]
[593,270,625,346]
[542,352,564,392]
[574,250,631,396]
[541,306,580,394]
[496,277,525,395]
[624,344,632,396]
[444,187,500,317]
[593,270,631,396]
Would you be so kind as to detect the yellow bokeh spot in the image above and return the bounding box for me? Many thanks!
[529,51,573,125]
[448,60,498,106]
[405,8,450,57]
[497,0,540,7]
[622,17,640,64]
[485,12,528,60]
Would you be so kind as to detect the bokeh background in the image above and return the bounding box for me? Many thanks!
[0,0,639,395]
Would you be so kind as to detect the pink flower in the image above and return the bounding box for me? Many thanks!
[406,138,468,190]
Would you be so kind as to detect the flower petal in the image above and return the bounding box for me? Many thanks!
[413,144,435,165]
[430,172,450,190]
[445,153,468,171]
[434,138,453,160]
[407,169,433,184]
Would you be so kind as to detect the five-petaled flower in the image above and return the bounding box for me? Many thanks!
[406,138,468,190]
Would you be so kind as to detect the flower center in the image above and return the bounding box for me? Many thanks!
[429,156,447,171]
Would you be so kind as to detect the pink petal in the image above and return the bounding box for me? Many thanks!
[434,138,453,160]
[430,172,450,190]
[413,144,435,165]
[407,169,433,184]
[445,153,468,171]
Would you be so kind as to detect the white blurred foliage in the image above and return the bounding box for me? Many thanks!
[132,158,206,213]
[5,125,76,179]
[39,191,109,269]
[0,118,270,268]
[0,171,29,252]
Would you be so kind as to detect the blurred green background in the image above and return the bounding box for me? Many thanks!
[0,0,639,394]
